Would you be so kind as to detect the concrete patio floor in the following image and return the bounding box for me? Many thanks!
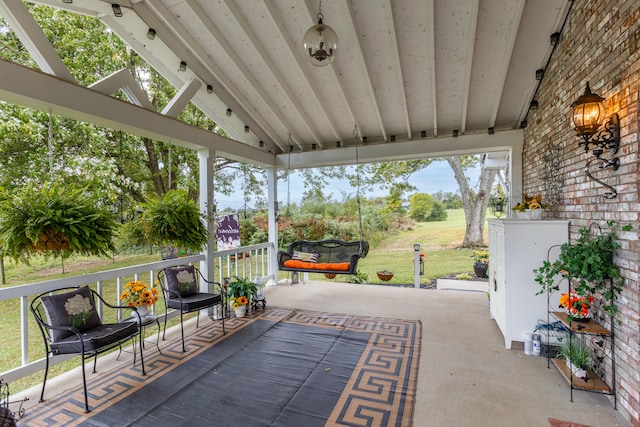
[267,279,627,427]
[13,279,627,426]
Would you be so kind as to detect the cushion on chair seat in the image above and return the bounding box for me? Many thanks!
[49,322,138,354]
[283,260,351,271]
[166,292,222,312]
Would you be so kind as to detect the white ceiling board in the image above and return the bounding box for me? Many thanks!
[3,0,571,165]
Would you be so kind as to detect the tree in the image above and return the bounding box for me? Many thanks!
[427,202,448,222]
[446,156,497,246]
[408,193,435,222]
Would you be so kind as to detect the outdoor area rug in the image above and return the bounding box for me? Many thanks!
[18,308,421,427]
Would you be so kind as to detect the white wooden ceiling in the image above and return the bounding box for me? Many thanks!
[2,0,571,167]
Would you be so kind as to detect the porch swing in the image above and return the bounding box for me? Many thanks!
[277,128,369,276]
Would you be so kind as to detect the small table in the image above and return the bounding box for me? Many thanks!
[118,315,162,363]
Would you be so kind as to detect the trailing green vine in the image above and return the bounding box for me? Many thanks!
[534,220,630,318]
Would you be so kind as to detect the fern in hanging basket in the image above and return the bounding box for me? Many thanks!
[0,182,117,262]
[137,190,209,253]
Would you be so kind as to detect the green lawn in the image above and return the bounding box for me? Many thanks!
[294,209,491,285]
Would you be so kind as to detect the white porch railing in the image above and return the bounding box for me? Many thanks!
[0,243,275,385]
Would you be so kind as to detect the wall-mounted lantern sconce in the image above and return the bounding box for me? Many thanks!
[206,84,213,94]
[244,125,250,133]
[529,100,538,110]
[226,108,232,117]
[571,82,620,155]
[146,28,156,40]
[336,141,341,148]
[488,127,495,135]
[259,141,264,148]
[452,130,458,137]
[421,130,427,138]
[178,61,187,72]
[571,82,621,199]
[312,143,317,150]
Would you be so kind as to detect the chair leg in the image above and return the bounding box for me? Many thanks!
[92,354,98,374]
[39,353,50,403]
[180,312,186,352]
[137,333,146,375]
[221,305,226,335]
[81,356,91,413]
[162,311,168,341]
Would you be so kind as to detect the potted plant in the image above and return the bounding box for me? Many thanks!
[473,250,489,278]
[0,182,117,263]
[132,190,209,255]
[558,336,592,380]
[119,280,160,318]
[377,270,394,281]
[511,194,547,220]
[534,221,630,320]
[227,276,258,318]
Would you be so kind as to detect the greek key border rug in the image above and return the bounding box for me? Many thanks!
[18,308,421,427]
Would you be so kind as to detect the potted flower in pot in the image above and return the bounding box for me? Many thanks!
[473,250,489,278]
[227,276,258,318]
[512,194,546,220]
[119,280,160,318]
[558,336,592,380]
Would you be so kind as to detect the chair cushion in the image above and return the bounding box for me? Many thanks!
[163,266,198,296]
[166,292,222,312]
[41,286,103,342]
[283,260,351,271]
[49,322,138,354]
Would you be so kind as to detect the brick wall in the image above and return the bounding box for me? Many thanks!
[523,1,640,425]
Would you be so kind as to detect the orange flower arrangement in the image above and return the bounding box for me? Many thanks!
[559,291,594,319]
[120,280,159,307]
[231,295,249,310]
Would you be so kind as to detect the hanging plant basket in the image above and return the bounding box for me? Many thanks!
[324,273,337,279]
[377,270,394,281]
[34,229,71,251]
[0,182,117,262]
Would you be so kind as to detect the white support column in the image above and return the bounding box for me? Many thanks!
[267,167,278,282]
[509,145,523,217]
[199,148,216,284]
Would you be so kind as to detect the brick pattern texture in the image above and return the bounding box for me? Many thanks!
[523,1,640,425]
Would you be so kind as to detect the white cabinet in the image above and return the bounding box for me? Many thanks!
[488,219,569,349]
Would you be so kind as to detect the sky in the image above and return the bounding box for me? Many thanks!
[215,161,481,211]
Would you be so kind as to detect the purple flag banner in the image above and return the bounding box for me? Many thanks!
[216,214,240,250]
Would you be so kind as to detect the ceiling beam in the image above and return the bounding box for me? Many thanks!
[489,0,526,128]
[0,58,274,167]
[459,0,480,134]
[384,0,412,139]
[223,0,324,149]
[131,1,283,152]
[89,68,155,110]
[0,0,76,82]
[162,78,201,119]
[278,130,523,169]
[426,0,437,137]
[343,0,387,142]
[263,0,341,145]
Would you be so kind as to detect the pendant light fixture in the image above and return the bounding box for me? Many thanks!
[302,0,338,67]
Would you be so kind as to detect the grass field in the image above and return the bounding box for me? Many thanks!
[0,208,491,392]
[300,208,490,285]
